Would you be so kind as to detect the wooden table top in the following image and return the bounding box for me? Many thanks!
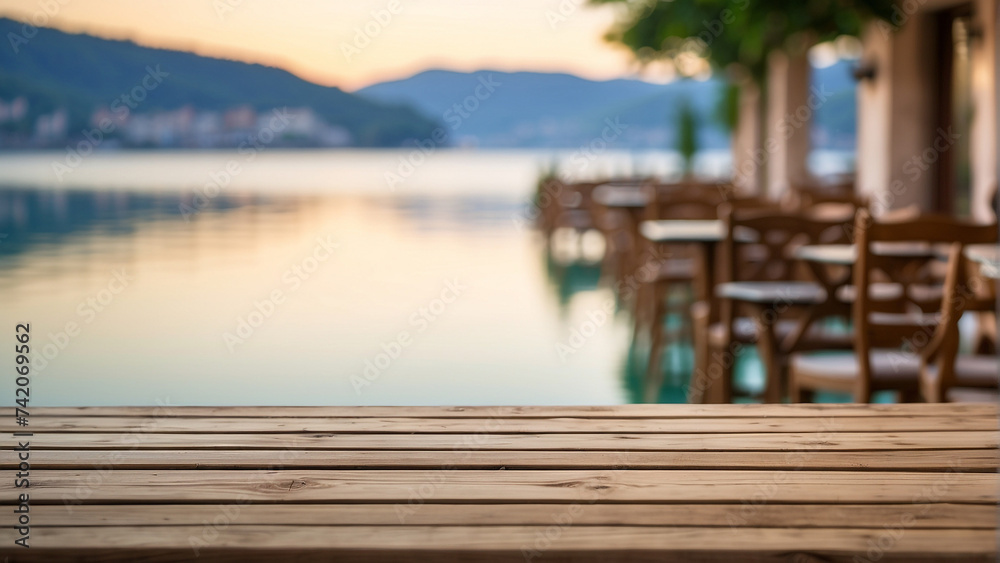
[593,184,648,208]
[716,281,828,304]
[641,219,725,243]
[966,244,1000,279]
[795,243,944,265]
[0,404,995,562]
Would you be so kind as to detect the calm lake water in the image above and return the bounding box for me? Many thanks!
[0,149,848,406]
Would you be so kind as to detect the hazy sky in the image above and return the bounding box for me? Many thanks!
[0,0,647,90]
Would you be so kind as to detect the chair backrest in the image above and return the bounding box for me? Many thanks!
[714,206,851,342]
[851,209,998,399]
[557,182,600,210]
[783,182,867,221]
[920,243,998,401]
[642,183,724,221]
[720,205,850,285]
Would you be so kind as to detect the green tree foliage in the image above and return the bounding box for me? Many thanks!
[676,98,699,174]
[591,0,896,78]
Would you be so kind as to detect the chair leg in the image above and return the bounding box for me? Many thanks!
[689,302,711,403]
[644,287,669,402]
[691,331,733,405]
[753,310,783,404]
[632,281,650,340]
[789,376,814,403]
[704,350,733,404]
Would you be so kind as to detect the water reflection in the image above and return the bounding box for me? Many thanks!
[0,186,635,406]
[0,188,277,258]
[541,251,603,310]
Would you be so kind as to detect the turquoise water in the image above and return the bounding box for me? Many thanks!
[0,149,852,406]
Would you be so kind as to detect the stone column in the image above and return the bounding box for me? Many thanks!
[764,49,813,199]
[730,79,763,195]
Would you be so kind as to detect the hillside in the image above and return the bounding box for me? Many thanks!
[356,62,858,150]
[0,17,439,147]
[357,69,730,149]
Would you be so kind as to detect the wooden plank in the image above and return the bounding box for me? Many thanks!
[14,470,997,504]
[0,526,992,559]
[6,403,996,418]
[22,431,999,451]
[25,503,997,529]
[14,449,999,471]
[0,404,991,561]
[0,550,990,563]
[6,415,996,433]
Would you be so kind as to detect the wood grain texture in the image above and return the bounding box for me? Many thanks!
[13,469,998,504]
[25,502,997,528]
[5,403,996,418]
[1,403,993,561]
[21,430,999,450]
[0,526,993,556]
[5,414,996,433]
[14,448,998,470]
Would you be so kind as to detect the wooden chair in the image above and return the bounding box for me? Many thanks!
[789,210,997,403]
[919,243,999,402]
[691,206,854,403]
[637,185,726,392]
[540,181,602,262]
[551,182,599,233]
[591,195,636,285]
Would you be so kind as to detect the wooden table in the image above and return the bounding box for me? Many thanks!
[795,242,946,309]
[966,244,1000,279]
[592,183,649,209]
[794,243,944,266]
[593,184,650,279]
[641,220,727,303]
[715,281,830,403]
[0,404,995,562]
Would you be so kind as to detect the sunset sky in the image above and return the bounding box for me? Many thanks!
[0,0,647,90]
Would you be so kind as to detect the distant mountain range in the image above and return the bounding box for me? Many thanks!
[358,64,858,150]
[0,17,438,147]
[0,16,858,151]
[358,70,731,149]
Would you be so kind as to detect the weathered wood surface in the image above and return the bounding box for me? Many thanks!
[0,404,995,562]
[3,414,995,432]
